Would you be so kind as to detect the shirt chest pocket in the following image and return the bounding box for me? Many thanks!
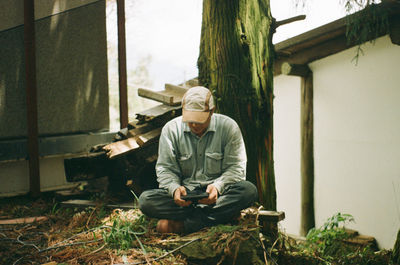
[205,152,223,175]
[178,154,193,177]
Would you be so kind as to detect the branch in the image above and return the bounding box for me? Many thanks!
[275,15,306,29]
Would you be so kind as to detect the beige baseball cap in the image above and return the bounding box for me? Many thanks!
[182,86,215,123]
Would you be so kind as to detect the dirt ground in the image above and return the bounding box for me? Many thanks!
[0,190,264,265]
[0,190,395,265]
[0,191,166,264]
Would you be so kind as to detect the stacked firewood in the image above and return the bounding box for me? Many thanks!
[64,81,198,197]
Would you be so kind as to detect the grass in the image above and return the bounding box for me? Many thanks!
[0,193,396,265]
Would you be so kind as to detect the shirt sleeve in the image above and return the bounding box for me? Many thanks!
[156,124,181,197]
[212,123,247,195]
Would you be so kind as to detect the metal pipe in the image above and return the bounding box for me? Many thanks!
[117,0,128,128]
[24,0,40,197]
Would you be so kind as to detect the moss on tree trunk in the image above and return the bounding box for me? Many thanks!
[198,0,276,210]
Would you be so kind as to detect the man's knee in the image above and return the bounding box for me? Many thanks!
[138,190,154,216]
[235,181,258,204]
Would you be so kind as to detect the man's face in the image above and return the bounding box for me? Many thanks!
[188,110,213,137]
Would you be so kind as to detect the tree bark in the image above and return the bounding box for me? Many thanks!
[198,0,276,210]
[300,72,315,236]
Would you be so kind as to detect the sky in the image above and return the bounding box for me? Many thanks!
[106,0,347,124]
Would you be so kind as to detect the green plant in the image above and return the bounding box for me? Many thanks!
[303,213,355,258]
[344,1,390,64]
[101,215,148,250]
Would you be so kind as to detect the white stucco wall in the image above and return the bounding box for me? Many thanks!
[273,75,302,235]
[274,35,400,249]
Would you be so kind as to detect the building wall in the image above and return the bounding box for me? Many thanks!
[0,0,110,196]
[274,35,400,249]
[0,0,109,138]
[0,157,70,197]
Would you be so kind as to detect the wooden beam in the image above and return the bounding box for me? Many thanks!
[103,127,162,159]
[61,199,135,210]
[275,15,306,29]
[300,72,315,236]
[274,2,400,76]
[258,210,285,222]
[138,84,188,106]
[281,62,311,77]
[117,0,128,128]
[135,104,182,124]
[24,0,40,198]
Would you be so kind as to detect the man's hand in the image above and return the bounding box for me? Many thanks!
[174,186,192,207]
[198,184,218,205]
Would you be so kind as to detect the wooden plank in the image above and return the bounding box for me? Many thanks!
[103,127,162,159]
[103,137,140,159]
[345,228,359,237]
[242,208,285,222]
[136,127,162,147]
[258,210,285,222]
[343,234,377,248]
[136,104,181,119]
[60,199,135,210]
[138,88,176,105]
[136,105,182,125]
[0,216,48,225]
[128,123,156,138]
[138,84,188,106]
[165,83,189,95]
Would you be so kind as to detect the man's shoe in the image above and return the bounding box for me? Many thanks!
[156,219,184,234]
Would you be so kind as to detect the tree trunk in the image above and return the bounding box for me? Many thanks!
[198,0,276,210]
[393,228,400,265]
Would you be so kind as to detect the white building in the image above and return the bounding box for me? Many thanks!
[273,6,400,249]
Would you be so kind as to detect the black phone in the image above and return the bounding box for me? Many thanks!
[181,191,209,201]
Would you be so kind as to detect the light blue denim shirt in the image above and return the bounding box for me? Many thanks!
[156,113,247,197]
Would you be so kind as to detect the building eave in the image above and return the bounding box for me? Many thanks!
[274,0,400,75]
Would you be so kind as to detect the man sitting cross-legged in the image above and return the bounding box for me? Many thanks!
[139,86,258,234]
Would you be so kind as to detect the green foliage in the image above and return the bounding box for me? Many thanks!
[303,213,354,257]
[344,1,390,64]
[101,215,148,250]
[282,212,393,264]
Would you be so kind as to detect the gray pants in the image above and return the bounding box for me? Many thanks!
[138,181,258,233]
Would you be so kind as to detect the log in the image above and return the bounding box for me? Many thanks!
[281,62,311,77]
[300,72,315,236]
